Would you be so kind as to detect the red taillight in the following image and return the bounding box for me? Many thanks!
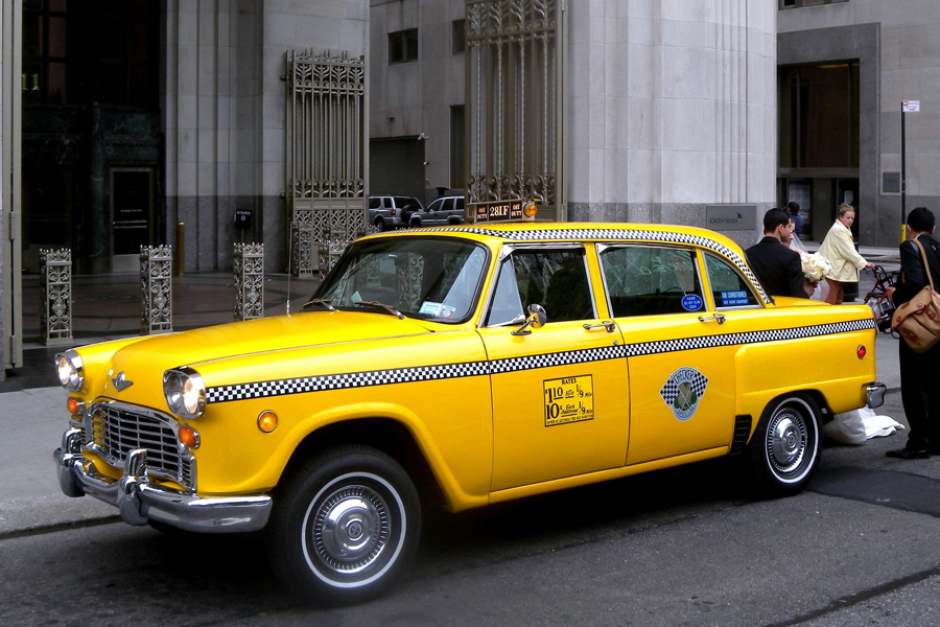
[857,345,867,359]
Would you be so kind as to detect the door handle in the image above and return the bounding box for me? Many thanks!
[583,321,616,332]
[698,313,726,325]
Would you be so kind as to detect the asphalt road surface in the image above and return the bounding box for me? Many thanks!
[3,391,939,627]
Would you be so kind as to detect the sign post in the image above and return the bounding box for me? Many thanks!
[901,100,920,241]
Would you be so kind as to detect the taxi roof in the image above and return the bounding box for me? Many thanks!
[375,221,745,254]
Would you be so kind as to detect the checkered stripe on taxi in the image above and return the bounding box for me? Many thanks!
[412,226,772,305]
[207,362,491,403]
[204,319,874,403]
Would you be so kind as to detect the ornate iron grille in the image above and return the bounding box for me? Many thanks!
[285,50,367,277]
[89,401,193,489]
[234,243,264,321]
[40,248,73,346]
[140,245,173,334]
[466,0,566,220]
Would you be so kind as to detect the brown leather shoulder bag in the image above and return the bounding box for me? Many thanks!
[891,238,940,352]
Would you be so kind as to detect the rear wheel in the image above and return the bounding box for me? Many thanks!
[747,395,821,496]
[265,445,420,605]
[374,217,386,231]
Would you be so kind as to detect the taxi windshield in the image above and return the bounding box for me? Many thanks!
[311,236,489,323]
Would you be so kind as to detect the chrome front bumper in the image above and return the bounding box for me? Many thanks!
[867,381,887,409]
[54,428,272,533]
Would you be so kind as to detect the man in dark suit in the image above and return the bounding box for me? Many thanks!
[885,207,940,459]
[745,208,807,300]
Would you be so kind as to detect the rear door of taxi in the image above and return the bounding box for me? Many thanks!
[597,243,749,465]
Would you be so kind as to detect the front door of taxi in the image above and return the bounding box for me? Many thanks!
[597,244,741,465]
[479,245,629,492]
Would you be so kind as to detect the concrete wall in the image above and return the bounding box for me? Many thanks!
[566,0,777,249]
[164,0,368,273]
[369,0,466,197]
[779,0,940,246]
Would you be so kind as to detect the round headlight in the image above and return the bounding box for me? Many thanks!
[55,350,84,391]
[163,367,206,419]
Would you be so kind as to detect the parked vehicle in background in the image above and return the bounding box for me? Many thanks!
[408,195,465,227]
[368,196,423,231]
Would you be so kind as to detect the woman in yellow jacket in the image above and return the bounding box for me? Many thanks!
[817,203,875,304]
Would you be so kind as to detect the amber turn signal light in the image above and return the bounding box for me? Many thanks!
[523,201,539,219]
[258,410,278,433]
[857,345,867,359]
[67,397,84,416]
[178,426,200,449]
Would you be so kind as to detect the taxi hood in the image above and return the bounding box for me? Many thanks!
[102,311,433,390]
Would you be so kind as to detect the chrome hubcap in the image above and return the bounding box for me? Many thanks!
[768,410,806,474]
[311,486,390,575]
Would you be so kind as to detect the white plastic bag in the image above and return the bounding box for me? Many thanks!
[824,409,868,445]
[824,407,905,445]
[863,414,905,439]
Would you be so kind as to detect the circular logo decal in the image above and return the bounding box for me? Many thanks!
[681,294,704,312]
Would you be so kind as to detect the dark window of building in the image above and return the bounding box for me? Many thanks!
[22,0,69,104]
[389,29,418,64]
[778,63,859,169]
[452,19,465,55]
[22,0,159,108]
[95,0,160,108]
[779,0,849,8]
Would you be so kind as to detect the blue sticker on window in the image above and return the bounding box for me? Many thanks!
[681,294,704,312]
[720,290,750,307]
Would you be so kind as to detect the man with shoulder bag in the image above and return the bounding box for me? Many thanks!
[885,207,940,459]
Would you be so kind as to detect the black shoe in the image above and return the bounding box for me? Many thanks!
[886,447,930,459]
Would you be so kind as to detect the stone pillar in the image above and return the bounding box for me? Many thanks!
[40,249,73,346]
[234,243,264,321]
[140,245,173,334]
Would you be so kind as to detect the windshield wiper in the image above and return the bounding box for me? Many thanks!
[354,300,405,319]
[301,298,335,312]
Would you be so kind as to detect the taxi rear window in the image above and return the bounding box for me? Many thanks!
[704,253,761,308]
[600,246,705,317]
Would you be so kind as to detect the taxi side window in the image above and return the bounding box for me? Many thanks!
[600,246,704,317]
[704,253,760,308]
[486,248,594,325]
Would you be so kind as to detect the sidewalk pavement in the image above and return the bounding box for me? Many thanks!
[0,251,903,537]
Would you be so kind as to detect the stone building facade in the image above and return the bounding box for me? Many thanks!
[778,0,940,246]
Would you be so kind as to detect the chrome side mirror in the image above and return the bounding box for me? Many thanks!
[511,304,547,336]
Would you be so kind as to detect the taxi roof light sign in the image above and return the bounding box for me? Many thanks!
[471,199,540,223]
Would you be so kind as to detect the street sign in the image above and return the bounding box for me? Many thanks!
[902,100,920,112]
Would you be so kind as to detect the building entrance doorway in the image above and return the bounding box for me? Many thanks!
[777,61,860,243]
[111,168,154,273]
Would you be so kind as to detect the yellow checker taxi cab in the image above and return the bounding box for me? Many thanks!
[54,222,886,604]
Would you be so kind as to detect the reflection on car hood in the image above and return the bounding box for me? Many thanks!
[106,311,431,383]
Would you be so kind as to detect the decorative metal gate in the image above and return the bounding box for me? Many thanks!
[466,0,566,221]
[285,50,367,277]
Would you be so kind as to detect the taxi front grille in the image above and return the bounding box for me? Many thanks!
[89,401,192,488]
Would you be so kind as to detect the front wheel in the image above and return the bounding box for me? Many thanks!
[265,445,421,605]
[747,395,821,496]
